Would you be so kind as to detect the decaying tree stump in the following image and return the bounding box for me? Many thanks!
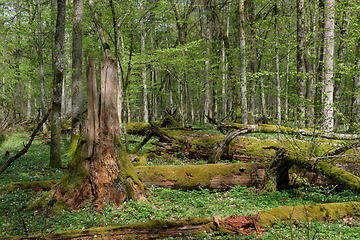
[29,57,146,211]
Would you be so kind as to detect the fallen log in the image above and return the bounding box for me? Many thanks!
[220,122,360,140]
[0,180,57,195]
[14,202,360,239]
[135,163,265,190]
[264,146,360,194]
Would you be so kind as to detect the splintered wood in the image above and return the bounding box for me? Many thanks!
[213,214,263,237]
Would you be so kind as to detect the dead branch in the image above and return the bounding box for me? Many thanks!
[0,93,55,176]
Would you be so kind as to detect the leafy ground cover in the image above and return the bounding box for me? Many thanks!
[0,131,360,239]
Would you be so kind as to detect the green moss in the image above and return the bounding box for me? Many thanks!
[258,202,360,227]
[126,122,160,135]
[0,180,57,195]
[136,163,258,189]
[64,134,80,156]
[114,135,145,200]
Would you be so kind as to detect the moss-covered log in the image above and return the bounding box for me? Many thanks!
[136,163,265,190]
[258,201,360,226]
[0,180,56,195]
[221,122,360,140]
[264,146,360,194]
[16,202,360,239]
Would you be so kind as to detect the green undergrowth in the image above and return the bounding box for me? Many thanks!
[0,132,72,188]
[1,186,359,237]
[1,130,360,238]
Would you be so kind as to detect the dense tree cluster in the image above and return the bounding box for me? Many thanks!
[0,0,359,131]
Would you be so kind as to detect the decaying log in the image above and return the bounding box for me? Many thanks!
[0,180,57,195]
[136,163,265,190]
[264,146,360,194]
[18,202,360,239]
[258,201,360,226]
[220,122,360,140]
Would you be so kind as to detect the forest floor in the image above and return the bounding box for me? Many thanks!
[0,126,360,239]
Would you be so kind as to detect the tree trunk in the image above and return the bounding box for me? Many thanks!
[31,58,146,210]
[204,10,212,123]
[50,0,66,168]
[140,1,148,122]
[239,0,247,125]
[353,35,360,126]
[297,0,306,128]
[36,0,47,131]
[322,0,335,132]
[275,2,281,126]
[67,0,84,156]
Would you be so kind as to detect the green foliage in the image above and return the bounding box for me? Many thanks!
[1,131,360,238]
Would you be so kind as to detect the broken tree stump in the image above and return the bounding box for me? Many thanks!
[209,128,249,164]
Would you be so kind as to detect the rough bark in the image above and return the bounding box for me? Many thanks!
[50,0,66,168]
[67,0,84,156]
[30,58,146,211]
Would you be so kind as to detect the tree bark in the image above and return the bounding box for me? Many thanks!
[238,0,247,125]
[36,0,47,130]
[204,10,212,123]
[50,0,66,168]
[274,2,281,127]
[140,1,148,122]
[322,0,335,132]
[31,58,146,210]
[297,0,306,128]
[67,0,84,156]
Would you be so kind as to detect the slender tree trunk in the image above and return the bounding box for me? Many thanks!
[297,0,306,127]
[322,0,335,132]
[50,0,66,168]
[353,36,360,125]
[37,0,47,130]
[239,0,247,124]
[285,47,290,121]
[247,0,256,124]
[204,13,212,123]
[305,3,316,127]
[140,2,148,122]
[27,80,32,119]
[275,2,281,125]
[67,0,83,155]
